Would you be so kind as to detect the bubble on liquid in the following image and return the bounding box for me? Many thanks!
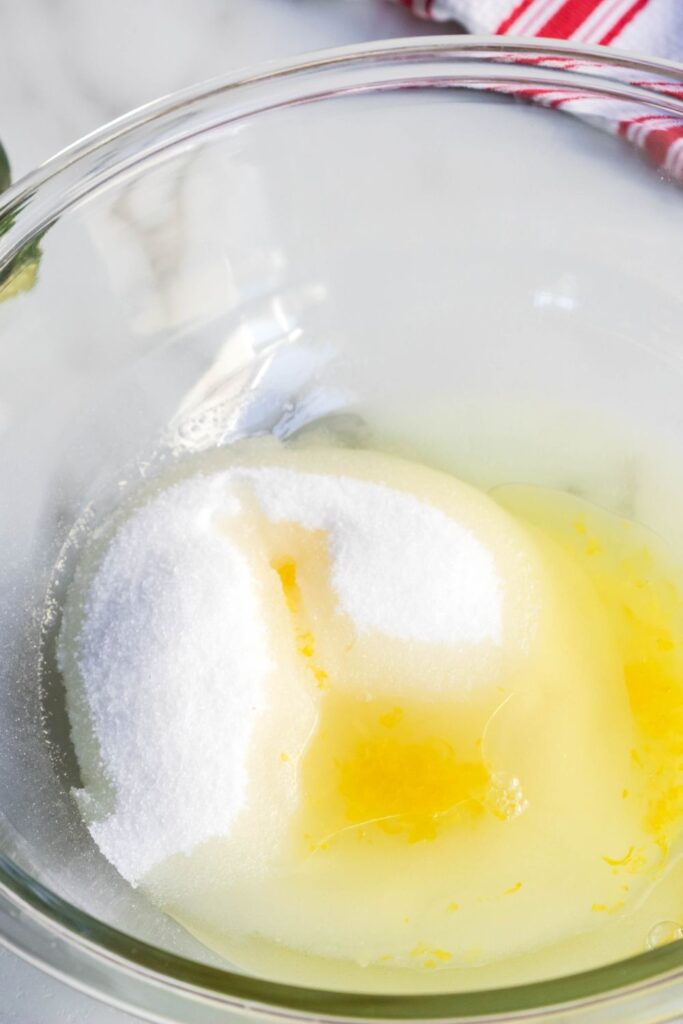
[489,774,529,821]
[646,921,683,950]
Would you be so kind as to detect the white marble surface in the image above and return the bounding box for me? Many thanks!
[0,4,453,1020]
[0,0,452,181]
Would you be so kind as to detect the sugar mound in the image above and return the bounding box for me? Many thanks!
[59,478,271,883]
[59,452,505,883]
[242,467,502,646]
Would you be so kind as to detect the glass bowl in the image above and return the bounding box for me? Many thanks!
[2,36,683,1024]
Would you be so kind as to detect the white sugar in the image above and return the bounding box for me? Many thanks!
[59,464,502,883]
[241,468,501,646]
[59,477,271,884]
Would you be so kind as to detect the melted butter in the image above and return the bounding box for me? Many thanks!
[303,692,490,847]
[497,485,683,865]
[272,556,512,851]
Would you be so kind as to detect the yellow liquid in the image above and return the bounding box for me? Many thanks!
[273,551,501,852]
[498,484,683,867]
[141,459,683,993]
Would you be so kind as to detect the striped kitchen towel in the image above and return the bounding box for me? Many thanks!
[396,0,683,180]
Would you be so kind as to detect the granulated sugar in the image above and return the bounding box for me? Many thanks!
[241,468,501,645]
[59,462,503,883]
[59,477,271,884]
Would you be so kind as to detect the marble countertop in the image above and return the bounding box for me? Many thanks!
[0,4,451,1020]
[1,0,452,181]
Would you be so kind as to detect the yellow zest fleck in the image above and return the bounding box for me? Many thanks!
[592,900,625,914]
[314,667,329,690]
[446,902,459,912]
[298,631,315,658]
[585,538,602,557]
[279,752,289,763]
[503,881,523,896]
[602,846,635,867]
[273,559,301,614]
[573,519,587,535]
[410,943,452,964]
[273,557,333,689]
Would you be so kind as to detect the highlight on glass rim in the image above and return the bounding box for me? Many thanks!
[3,2,683,1022]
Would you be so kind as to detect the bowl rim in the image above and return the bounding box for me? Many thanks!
[3,33,683,1022]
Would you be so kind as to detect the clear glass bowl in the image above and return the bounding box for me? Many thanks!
[2,37,683,1024]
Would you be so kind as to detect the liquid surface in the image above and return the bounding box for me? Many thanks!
[58,443,683,992]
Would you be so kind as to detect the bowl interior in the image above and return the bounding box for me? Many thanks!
[2,48,683,1014]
